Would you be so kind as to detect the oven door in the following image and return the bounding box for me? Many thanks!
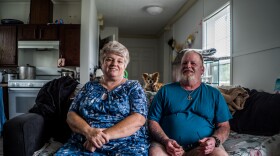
[8,88,40,119]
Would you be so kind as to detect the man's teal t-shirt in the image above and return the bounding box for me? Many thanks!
[148,82,232,147]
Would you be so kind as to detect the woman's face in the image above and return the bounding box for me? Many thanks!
[102,52,125,80]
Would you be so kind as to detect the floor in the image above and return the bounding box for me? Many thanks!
[0,136,3,156]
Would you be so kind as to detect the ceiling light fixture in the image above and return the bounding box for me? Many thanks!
[145,6,163,15]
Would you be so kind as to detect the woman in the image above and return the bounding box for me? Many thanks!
[55,41,149,155]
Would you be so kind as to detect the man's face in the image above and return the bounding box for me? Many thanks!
[180,52,204,82]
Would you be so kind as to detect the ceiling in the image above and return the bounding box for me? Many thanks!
[95,0,195,38]
[0,0,197,37]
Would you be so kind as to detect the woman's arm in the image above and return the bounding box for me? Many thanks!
[66,111,92,135]
[103,112,146,140]
[66,111,109,149]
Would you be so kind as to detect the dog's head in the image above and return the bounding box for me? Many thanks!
[142,72,159,85]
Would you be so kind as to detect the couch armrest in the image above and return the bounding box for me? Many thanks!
[3,113,47,156]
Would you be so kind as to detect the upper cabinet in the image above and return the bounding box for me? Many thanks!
[59,24,80,66]
[17,24,59,40]
[29,0,53,24]
[0,25,17,66]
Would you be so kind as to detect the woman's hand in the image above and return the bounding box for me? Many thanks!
[85,128,109,149]
[83,140,96,152]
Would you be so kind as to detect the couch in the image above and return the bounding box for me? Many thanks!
[3,85,280,156]
[222,87,280,155]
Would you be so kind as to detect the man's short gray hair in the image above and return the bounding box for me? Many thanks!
[181,49,204,65]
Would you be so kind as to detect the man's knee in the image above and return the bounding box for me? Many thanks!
[185,146,228,156]
[209,146,229,156]
[149,142,169,156]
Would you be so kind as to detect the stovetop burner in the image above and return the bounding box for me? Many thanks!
[8,79,50,88]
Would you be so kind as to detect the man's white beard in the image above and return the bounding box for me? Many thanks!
[181,73,198,85]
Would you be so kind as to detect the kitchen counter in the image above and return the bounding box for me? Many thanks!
[0,83,8,87]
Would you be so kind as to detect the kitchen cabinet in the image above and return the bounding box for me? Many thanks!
[17,24,59,40]
[29,0,53,24]
[0,25,17,66]
[59,24,80,66]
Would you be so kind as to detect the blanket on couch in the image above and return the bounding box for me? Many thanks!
[230,88,280,136]
[218,87,249,115]
[29,76,79,142]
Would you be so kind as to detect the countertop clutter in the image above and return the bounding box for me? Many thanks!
[0,72,8,86]
[0,69,18,83]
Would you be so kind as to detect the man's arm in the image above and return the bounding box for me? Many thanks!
[198,121,230,155]
[148,120,169,145]
[148,120,184,155]
[212,121,231,144]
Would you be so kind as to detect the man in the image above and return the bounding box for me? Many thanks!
[148,50,232,156]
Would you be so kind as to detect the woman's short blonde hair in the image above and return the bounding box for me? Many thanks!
[100,41,130,67]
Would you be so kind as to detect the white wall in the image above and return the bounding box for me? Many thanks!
[160,30,173,83]
[166,0,280,92]
[172,0,228,51]
[0,2,30,24]
[119,37,160,85]
[172,0,204,49]
[233,49,280,92]
[53,1,81,24]
[232,0,280,92]
[100,27,119,41]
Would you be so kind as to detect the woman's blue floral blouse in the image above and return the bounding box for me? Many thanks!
[55,80,149,156]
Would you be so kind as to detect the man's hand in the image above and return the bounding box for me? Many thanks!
[198,137,216,155]
[164,139,184,156]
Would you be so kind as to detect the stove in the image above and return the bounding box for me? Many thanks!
[8,79,51,119]
[7,67,61,119]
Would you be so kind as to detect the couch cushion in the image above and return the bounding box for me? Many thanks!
[145,91,157,108]
[230,88,280,136]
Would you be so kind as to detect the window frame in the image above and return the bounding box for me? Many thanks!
[202,2,232,86]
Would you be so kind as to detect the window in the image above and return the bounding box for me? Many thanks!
[202,3,231,86]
